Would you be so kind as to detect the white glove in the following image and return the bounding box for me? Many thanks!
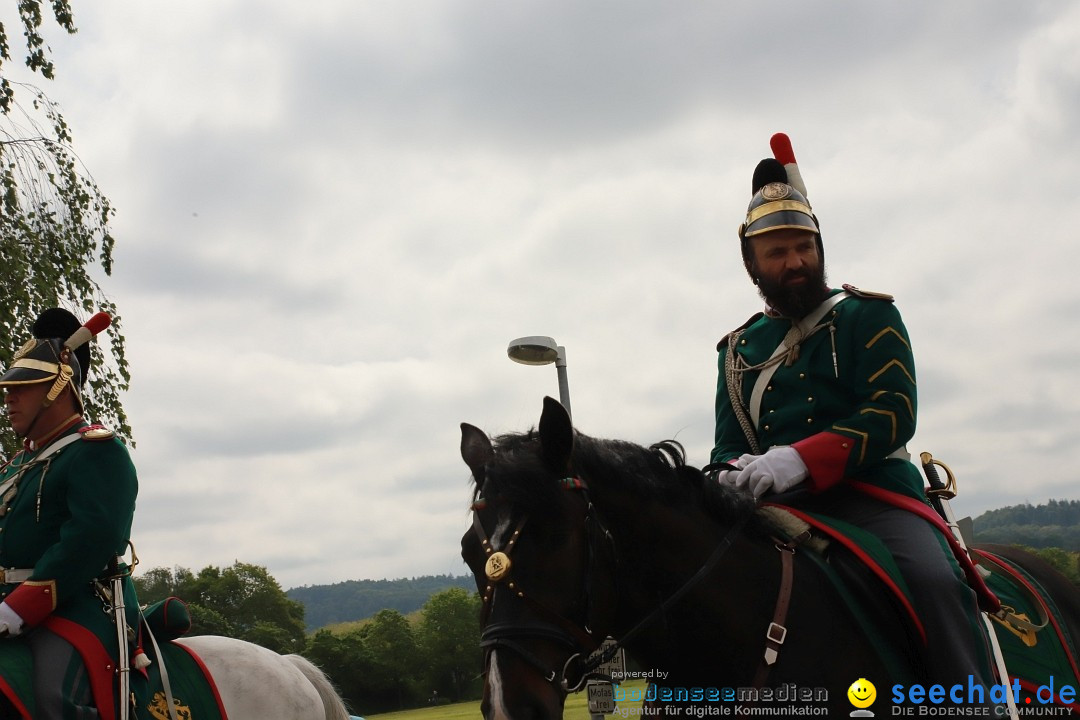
[715,453,758,487]
[732,447,809,498]
[0,602,24,637]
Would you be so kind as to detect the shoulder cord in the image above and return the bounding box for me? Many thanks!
[724,321,832,456]
[724,329,760,455]
[0,433,81,521]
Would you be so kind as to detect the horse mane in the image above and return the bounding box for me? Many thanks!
[477,428,757,526]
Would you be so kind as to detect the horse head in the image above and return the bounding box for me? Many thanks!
[460,397,619,719]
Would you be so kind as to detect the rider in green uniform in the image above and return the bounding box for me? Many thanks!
[711,140,996,693]
[0,308,138,719]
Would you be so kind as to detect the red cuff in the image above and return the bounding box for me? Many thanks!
[793,432,854,491]
[5,580,58,627]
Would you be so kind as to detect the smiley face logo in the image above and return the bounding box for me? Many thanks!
[847,678,876,709]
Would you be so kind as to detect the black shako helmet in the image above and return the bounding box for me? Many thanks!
[738,134,824,280]
[0,308,110,410]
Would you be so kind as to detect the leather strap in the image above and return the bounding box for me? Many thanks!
[142,618,181,720]
[753,543,796,688]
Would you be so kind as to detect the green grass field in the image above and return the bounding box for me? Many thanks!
[365,680,647,719]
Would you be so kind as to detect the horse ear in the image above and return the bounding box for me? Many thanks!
[539,396,573,473]
[460,423,494,485]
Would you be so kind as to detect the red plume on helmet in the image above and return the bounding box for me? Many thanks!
[770,132,808,197]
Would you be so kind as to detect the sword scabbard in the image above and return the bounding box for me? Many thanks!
[110,563,132,720]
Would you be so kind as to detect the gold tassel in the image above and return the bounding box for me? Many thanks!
[44,364,73,406]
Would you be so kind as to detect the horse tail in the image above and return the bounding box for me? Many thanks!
[286,654,352,720]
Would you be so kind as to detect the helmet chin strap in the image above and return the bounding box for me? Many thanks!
[44,351,76,408]
[19,355,71,442]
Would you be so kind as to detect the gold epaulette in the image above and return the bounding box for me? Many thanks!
[842,284,894,302]
[79,425,115,441]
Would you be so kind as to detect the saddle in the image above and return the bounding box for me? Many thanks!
[757,500,927,681]
[0,598,226,720]
[758,495,1080,707]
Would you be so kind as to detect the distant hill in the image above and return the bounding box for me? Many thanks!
[972,499,1080,551]
[287,574,475,631]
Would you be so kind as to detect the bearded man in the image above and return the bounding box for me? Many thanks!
[0,308,139,719]
[710,137,997,694]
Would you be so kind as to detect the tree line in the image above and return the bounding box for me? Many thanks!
[288,573,476,631]
[973,499,1080,555]
[974,499,1080,530]
[134,563,483,715]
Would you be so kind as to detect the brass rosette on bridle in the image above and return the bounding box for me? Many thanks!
[485,551,512,582]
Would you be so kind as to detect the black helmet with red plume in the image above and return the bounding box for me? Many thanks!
[0,308,111,410]
[737,133,824,278]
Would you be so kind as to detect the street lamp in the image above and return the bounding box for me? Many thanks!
[506,335,571,420]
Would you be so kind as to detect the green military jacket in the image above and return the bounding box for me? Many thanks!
[711,286,923,498]
[0,419,138,640]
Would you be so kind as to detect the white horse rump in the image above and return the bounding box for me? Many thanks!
[175,636,351,720]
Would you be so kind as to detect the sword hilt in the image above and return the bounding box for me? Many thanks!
[920,451,958,521]
[920,452,957,496]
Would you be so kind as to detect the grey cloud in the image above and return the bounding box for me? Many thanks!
[23,0,1080,589]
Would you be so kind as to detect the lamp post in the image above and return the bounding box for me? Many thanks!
[508,335,616,718]
[506,335,571,420]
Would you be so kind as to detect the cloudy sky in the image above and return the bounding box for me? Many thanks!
[4,1,1078,590]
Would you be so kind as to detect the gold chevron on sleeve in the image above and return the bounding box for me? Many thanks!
[865,326,910,350]
[832,425,869,465]
[868,359,915,384]
[870,390,915,419]
[860,407,898,444]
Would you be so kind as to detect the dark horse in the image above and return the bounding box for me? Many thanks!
[460,397,1080,719]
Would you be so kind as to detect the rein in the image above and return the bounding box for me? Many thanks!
[471,476,751,692]
[564,512,752,688]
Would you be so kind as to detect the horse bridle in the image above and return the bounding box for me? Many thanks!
[470,475,751,693]
[471,477,613,691]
